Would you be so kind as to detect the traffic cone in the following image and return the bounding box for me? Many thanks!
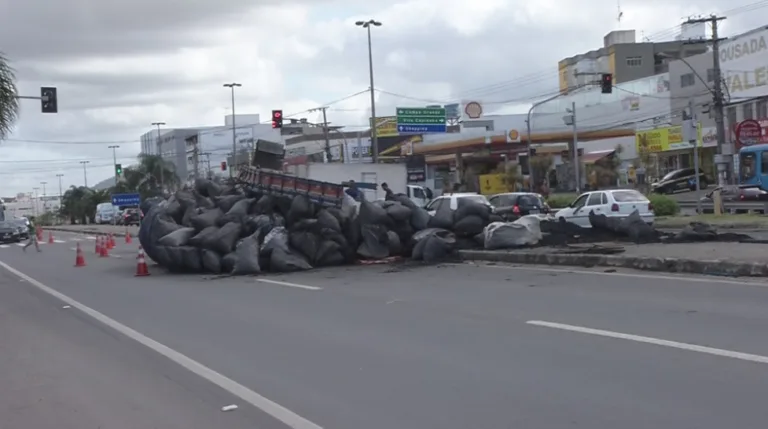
[74,243,86,267]
[99,237,109,257]
[125,232,132,244]
[48,231,54,244]
[106,234,113,250]
[135,246,150,276]
[36,227,42,240]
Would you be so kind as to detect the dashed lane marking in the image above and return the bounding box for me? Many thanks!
[257,279,323,291]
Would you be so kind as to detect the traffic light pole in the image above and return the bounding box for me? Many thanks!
[109,145,120,186]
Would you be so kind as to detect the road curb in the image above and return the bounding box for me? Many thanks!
[44,227,129,237]
[459,249,768,277]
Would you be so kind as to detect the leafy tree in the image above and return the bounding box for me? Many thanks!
[0,52,19,139]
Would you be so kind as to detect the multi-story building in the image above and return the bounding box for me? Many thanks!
[139,127,215,180]
[559,27,707,94]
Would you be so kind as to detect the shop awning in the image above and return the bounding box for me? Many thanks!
[581,150,616,164]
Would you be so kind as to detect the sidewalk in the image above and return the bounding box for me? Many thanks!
[460,242,768,277]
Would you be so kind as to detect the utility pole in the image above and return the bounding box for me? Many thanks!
[40,181,47,213]
[79,161,90,187]
[151,122,166,191]
[309,106,332,161]
[686,99,703,214]
[567,102,580,192]
[56,174,64,198]
[223,83,241,177]
[356,19,382,163]
[32,188,39,217]
[201,152,212,178]
[684,15,728,183]
[108,145,120,185]
[192,136,200,179]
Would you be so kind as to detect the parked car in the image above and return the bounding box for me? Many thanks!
[121,208,142,225]
[0,221,21,243]
[12,218,29,239]
[555,189,654,228]
[425,193,491,215]
[95,202,118,224]
[652,168,709,194]
[488,192,550,220]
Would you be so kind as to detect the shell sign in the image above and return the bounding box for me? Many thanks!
[507,129,521,143]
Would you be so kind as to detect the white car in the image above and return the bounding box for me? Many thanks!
[425,193,491,215]
[555,189,654,228]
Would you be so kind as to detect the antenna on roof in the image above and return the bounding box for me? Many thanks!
[617,0,623,27]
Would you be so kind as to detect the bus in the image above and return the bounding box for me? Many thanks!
[738,144,768,190]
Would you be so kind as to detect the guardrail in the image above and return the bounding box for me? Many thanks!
[678,200,768,214]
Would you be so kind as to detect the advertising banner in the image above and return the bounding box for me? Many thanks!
[635,124,702,153]
[371,116,398,137]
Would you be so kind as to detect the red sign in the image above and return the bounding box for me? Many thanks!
[736,119,762,147]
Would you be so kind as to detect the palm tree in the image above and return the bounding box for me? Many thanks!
[136,154,180,196]
[60,186,89,224]
[0,53,19,139]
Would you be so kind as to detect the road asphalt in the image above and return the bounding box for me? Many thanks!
[2,231,768,428]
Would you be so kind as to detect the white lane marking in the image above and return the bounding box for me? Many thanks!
[257,279,322,291]
[70,247,77,251]
[527,320,768,365]
[460,263,768,288]
[86,236,97,240]
[0,245,9,248]
[0,260,323,429]
[15,243,25,247]
[54,239,66,243]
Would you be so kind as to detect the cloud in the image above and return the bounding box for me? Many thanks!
[1,0,765,195]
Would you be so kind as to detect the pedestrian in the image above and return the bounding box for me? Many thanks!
[23,217,40,252]
[345,180,362,201]
[381,182,395,200]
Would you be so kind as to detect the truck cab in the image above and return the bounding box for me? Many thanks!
[406,185,431,208]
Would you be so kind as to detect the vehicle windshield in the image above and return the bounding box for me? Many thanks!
[462,195,489,205]
[740,152,757,181]
[612,190,648,202]
[661,170,679,181]
[518,195,541,206]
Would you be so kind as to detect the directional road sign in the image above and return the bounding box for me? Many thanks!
[111,193,141,207]
[396,107,447,134]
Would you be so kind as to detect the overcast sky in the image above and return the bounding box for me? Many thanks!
[1,0,763,195]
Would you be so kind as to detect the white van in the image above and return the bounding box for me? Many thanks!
[95,203,118,224]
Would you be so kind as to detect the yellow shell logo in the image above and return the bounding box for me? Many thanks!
[508,129,519,141]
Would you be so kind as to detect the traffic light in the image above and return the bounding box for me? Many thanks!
[601,73,613,94]
[271,110,283,128]
[221,161,227,171]
[41,87,58,113]
[115,164,122,175]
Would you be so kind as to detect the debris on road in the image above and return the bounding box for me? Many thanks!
[221,404,238,412]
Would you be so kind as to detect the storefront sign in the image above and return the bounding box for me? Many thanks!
[371,116,398,137]
[735,119,762,147]
[406,155,426,183]
[720,29,768,99]
[635,124,702,153]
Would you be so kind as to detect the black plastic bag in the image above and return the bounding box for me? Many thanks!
[201,249,222,274]
[289,230,321,263]
[261,226,289,256]
[359,199,390,225]
[387,230,402,255]
[181,206,197,227]
[158,227,196,247]
[270,248,312,272]
[190,208,223,231]
[227,198,254,218]
[317,209,342,232]
[412,229,456,263]
[393,194,417,210]
[287,195,314,225]
[232,235,262,275]
[206,180,222,198]
[194,191,215,209]
[428,203,453,229]
[213,194,243,213]
[200,222,241,254]
[163,246,185,271]
[410,207,430,230]
[188,226,219,247]
[252,195,274,214]
[194,178,212,197]
[165,196,184,223]
[386,203,412,222]
[454,200,491,222]
[180,246,203,272]
[221,252,238,274]
[175,191,196,210]
[357,223,390,260]
[243,214,274,237]
[453,215,485,237]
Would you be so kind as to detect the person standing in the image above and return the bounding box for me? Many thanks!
[381,182,395,200]
[23,217,40,252]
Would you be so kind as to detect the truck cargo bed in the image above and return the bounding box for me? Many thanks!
[237,166,345,207]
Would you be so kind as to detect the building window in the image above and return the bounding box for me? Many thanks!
[757,99,768,119]
[680,73,695,88]
[727,106,738,128]
[744,103,754,120]
[706,68,716,82]
[626,56,642,67]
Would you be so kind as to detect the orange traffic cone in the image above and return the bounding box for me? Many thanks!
[99,237,110,257]
[74,243,86,267]
[106,234,113,250]
[125,232,132,244]
[48,231,54,244]
[36,227,42,240]
[135,246,149,276]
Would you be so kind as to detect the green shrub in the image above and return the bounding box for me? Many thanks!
[546,194,577,209]
[648,194,679,216]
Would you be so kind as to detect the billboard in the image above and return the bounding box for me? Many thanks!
[635,124,702,153]
[371,116,398,137]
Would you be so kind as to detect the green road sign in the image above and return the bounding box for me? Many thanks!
[396,107,447,133]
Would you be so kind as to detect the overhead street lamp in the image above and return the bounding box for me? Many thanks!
[355,19,382,163]
[223,83,242,177]
[108,145,120,185]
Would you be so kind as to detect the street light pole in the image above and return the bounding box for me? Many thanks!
[223,83,242,177]
[526,92,563,191]
[32,187,39,217]
[356,19,382,163]
[151,122,166,192]
[56,174,64,199]
[108,145,120,185]
[79,161,90,187]
[40,181,47,213]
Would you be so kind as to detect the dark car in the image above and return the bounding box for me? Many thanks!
[652,168,709,194]
[488,192,550,220]
[13,219,29,239]
[700,185,768,202]
[0,221,21,243]
[122,208,142,226]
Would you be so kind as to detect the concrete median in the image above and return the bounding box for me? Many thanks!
[44,224,139,237]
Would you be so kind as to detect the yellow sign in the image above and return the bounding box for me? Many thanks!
[635,124,702,153]
[558,61,569,94]
[371,116,398,137]
[479,173,507,195]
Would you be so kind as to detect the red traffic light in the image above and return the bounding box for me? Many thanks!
[220,161,227,171]
[273,111,282,118]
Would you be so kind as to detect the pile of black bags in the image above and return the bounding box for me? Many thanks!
[138,179,500,274]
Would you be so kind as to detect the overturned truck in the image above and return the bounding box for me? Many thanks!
[138,169,519,275]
